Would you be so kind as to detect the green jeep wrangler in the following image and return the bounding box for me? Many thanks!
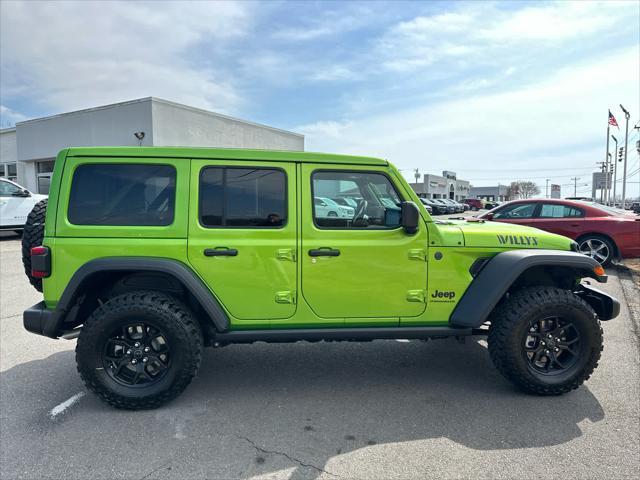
[22,147,619,409]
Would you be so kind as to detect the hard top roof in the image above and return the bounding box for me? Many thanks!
[65,146,388,166]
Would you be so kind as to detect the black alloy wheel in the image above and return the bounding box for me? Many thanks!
[523,316,581,375]
[103,322,172,387]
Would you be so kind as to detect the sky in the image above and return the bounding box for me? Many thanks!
[1,0,639,195]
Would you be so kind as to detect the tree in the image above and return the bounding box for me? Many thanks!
[508,181,540,199]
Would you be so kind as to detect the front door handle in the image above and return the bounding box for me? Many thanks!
[308,248,340,257]
[204,247,238,257]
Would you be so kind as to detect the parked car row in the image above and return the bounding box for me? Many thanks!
[419,197,468,215]
[478,198,640,265]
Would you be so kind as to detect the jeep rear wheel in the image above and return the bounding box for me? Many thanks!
[21,199,48,292]
[76,291,203,409]
[488,287,602,395]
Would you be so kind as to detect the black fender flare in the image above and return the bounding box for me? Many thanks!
[52,257,229,335]
[449,249,607,328]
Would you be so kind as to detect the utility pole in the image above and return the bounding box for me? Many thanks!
[620,104,630,209]
[571,177,580,197]
[545,179,549,198]
[612,135,618,205]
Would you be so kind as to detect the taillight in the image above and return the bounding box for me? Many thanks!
[31,246,51,278]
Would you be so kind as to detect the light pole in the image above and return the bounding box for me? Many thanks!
[620,104,630,209]
[611,134,618,205]
[545,179,549,198]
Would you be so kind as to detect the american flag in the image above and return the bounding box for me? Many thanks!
[608,110,619,129]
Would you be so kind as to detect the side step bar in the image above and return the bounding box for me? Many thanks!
[213,326,479,344]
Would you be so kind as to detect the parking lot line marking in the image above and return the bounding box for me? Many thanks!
[49,392,85,419]
[395,339,410,342]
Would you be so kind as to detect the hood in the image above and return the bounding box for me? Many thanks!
[438,218,574,250]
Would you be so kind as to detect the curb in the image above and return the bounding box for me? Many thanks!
[616,265,640,344]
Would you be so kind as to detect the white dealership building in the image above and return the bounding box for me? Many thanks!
[0,97,304,194]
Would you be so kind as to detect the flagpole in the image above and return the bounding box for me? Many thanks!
[604,112,610,204]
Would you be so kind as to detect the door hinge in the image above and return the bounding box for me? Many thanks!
[408,249,427,261]
[276,248,296,262]
[275,291,296,304]
[406,289,426,303]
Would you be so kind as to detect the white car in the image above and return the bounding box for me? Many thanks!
[314,196,355,218]
[0,178,48,232]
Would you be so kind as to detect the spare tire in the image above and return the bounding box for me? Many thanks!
[21,199,48,292]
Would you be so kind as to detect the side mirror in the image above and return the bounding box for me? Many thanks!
[401,201,420,234]
[484,212,494,220]
[13,189,30,197]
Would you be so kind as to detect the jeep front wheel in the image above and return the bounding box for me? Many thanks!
[76,291,203,409]
[488,287,602,395]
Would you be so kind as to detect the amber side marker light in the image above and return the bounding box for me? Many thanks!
[594,265,606,277]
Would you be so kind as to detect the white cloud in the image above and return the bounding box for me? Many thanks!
[297,49,639,187]
[0,0,249,115]
[272,6,375,41]
[376,1,635,73]
[480,2,622,41]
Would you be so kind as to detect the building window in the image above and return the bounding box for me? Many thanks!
[68,164,176,226]
[199,167,287,228]
[36,160,55,194]
[0,163,18,181]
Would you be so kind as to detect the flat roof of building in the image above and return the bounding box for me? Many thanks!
[65,146,388,166]
[13,97,304,139]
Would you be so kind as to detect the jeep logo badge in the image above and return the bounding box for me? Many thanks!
[430,290,456,302]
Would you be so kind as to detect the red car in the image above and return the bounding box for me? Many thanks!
[463,198,484,211]
[479,199,640,265]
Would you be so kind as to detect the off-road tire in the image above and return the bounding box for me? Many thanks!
[21,199,47,292]
[488,287,603,395]
[76,291,203,409]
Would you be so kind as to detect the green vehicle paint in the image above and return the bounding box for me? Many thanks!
[40,146,575,329]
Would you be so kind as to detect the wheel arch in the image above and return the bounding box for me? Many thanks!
[53,258,229,338]
[575,232,619,259]
[450,249,607,328]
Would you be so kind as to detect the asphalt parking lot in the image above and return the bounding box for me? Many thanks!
[1,231,638,480]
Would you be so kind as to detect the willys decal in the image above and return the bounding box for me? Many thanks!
[497,234,538,246]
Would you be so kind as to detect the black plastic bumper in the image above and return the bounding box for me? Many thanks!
[23,301,62,339]
[576,284,620,321]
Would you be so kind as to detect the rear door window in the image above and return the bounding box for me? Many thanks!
[538,204,584,218]
[67,164,176,226]
[199,167,287,228]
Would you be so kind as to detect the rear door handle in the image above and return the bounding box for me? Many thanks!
[204,247,238,257]
[308,248,340,257]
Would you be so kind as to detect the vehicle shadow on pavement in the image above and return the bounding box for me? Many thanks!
[0,339,605,480]
[0,232,22,241]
